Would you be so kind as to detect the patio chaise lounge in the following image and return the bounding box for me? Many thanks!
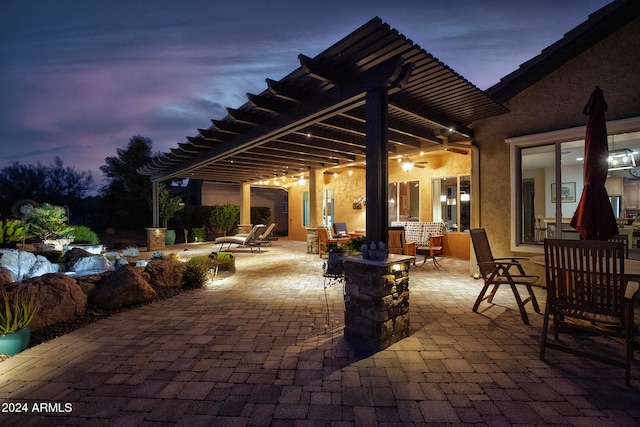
[214,224,266,252]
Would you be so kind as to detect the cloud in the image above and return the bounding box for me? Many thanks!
[0,0,612,191]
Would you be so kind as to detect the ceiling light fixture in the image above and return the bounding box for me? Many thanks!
[608,148,636,170]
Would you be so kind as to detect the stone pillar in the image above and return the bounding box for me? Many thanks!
[343,254,413,351]
[237,224,253,234]
[306,228,318,254]
[146,228,166,252]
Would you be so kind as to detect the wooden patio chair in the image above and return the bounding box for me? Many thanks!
[470,228,541,324]
[317,226,349,258]
[388,226,416,258]
[608,234,629,259]
[540,239,639,385]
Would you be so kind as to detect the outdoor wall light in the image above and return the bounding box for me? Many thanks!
[460,192,470,202]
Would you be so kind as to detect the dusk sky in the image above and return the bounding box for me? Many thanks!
[0,0,612,191]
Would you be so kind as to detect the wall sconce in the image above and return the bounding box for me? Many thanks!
[440,195,446,202]
[460,192,470,202]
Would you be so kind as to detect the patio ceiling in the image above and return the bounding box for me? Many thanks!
[138,17,508,184]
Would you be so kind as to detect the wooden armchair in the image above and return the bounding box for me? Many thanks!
[317,226,349,258]
[541,239,638,385]
[470,228,540,324]
[388,226,416,257]
[608,234,629,259]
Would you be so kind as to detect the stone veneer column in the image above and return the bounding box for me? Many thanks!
[343,254,413,351]
[306,228,318,254]
[237,224,253,234]
[146,228,166,252]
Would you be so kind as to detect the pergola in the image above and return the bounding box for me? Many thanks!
[138,17,507,243]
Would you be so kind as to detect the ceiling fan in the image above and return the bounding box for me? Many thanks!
[397,156,428,171]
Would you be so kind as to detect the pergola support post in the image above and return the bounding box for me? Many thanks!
[365,88,389,245]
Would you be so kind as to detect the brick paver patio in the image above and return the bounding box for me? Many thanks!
[1,239,639,426]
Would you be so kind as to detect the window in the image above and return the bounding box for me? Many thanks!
[510,117,640,251]
[302,191,309,227]
[432,175,471,231]
[323,189,335,228]
[388,180,419,223]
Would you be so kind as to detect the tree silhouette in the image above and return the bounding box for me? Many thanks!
[100,136,154,228]
[0,157,93,219]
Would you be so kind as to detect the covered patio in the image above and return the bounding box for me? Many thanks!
[138,17,507,249]
[1,241,639,424]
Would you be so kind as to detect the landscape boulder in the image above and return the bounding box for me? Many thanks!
[0,266,14,285]
[74,272,106,298]
[63,248,92,270]
[144,259,184,288]
[0,249,59,281]
[72,255,113,274]
[91,264,156,310]
[13,273,88,331]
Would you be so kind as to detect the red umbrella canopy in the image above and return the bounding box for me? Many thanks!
[570,86,618,240]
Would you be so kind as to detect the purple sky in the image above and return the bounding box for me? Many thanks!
[0,0,612,191]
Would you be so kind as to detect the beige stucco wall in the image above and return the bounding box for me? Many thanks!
[286,151,471,242]
[471,16,640,263]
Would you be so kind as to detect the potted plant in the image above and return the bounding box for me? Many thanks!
[0,287,40,356]
[159,183,184,245]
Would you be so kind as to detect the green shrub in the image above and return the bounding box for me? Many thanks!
[71,226,99,244]
[28,203,73,240]
[0,219,26,248]
[182,255,216,288]
[191,227,206,242]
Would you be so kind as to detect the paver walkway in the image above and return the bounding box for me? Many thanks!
[1,239,639,426]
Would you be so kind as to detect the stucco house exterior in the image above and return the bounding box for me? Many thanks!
[140,0,640,265]
[473,0,640,260]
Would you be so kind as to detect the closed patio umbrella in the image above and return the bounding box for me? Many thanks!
[570,86,618,240]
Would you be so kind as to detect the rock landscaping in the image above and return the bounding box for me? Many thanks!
[0,248,231,357]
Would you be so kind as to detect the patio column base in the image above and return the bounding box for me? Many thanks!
[146,228,166,252]
[343,254,413,351]
[306,228,318,254]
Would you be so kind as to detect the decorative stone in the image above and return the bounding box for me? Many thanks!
[91,264,156,310]
[63,244,104,255]
[0,266,13,285]
[63,247,92,270]
[0,249,59,281]
[12,273,88,331]
[146,228,166,253]
[73,255,113,275]
[144,259,184,288]
[343,254,413,351]
[307,228,318,254]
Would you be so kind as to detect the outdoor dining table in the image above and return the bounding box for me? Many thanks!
[529,255,640,281]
